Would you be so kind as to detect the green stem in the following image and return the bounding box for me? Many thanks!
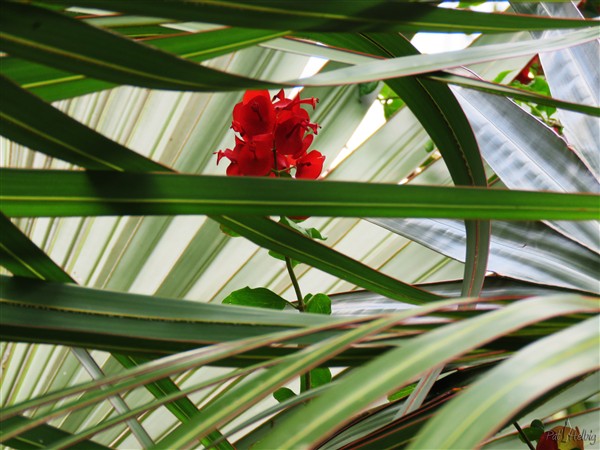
[285,256,304,312]
[284,255,311,391]
[513,422,535,450]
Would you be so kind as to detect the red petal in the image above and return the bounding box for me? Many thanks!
[295,150,325,179]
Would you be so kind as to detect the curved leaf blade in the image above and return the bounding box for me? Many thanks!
[252,295,598,449]
[511,2,600,180]
[409,316,600,449]
[0,3,266,92]
[1,170,598,221]
[34,0,599,33]
[0,76,170,172]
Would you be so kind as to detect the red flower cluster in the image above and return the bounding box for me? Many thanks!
[217,90,325,179]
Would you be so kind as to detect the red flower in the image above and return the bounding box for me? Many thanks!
[296,150,325,179]
[217,89,325,180]
[232,90,276,137]
[217,135,272,177]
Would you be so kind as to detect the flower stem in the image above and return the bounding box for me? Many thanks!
[285,256,304,311]
[513,422,535,450]
[284,256,311,390]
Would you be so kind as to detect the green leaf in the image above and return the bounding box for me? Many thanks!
[268,250,300,268]
[307,32,490,300]
[0,312,374,426]
[252,295,598,449]
[409,316,600,449]
[3,27,286,101]
[0,416,111,450]
[280,216,327,241]
[305,293,332,315]
[2,169,597,221]
[0,213,72,282]
[430,72,599,117]
[298,29,598,88]
[0,76,170,171]
[0,213,223,446]
[3,3,597,96]
[151,316,404,449]
[0,3,265,92]
[273,387,297,403]
[511,2,600,179]
[309,367,333,389]
[222,286,288,310]
[34,0,599,33]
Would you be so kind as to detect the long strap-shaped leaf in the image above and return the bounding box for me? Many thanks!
[152,316,402,450]
[0,217,158,447]
[0,218,232,449]
[1,169,597,221]
[1,3,598,93]
[214,216,439,303]
[0,3,266,92]
[409,316,600,449]
[251,295,599,449]
[32,0,598,33]
[511,2,600,180]
[0,314,375,441]
[2,26,287,101]
[4,33,600,114]
[0,76,168,171]
[0,416,111,450]
[431,72,600,117]
[0,213,73,281]
[0,79,441,303]
[330,32,489,299]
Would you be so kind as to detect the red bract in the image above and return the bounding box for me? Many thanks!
[217,89,325,180]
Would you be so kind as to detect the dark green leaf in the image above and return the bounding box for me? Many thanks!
[34,0,599,33]
[223,287,288,310]
[3,27,284,101]
[273,388,297,403]
[0,77,170,172]
[2,169,597,221]
[0,3,266,92]
[0,213,73,282]
[531,419,545,431]
[0,416,110,450]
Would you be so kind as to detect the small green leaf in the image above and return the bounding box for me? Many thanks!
[273,387,297,403]
[358,81,380,96]
[424,139,435,153]
[493,69,513,84]
[531,419,545,431]
[388,385,415,402]
[222,287,287,310]
[309,367,332,389]
[280,216,327,241]
[383,97,405,120]
[305,294,332,315]
[378,83,405,120]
